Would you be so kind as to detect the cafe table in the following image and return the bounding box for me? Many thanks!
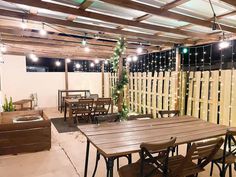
[78,116,228,177]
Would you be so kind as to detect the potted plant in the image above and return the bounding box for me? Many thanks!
[2,96,15,112]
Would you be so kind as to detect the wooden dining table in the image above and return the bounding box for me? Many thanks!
[64,98,113,126]
[78,116,228,177]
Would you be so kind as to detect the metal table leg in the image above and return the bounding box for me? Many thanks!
[92,151,101,177]
[64,102,67,121]
[107,157,114,177]
[84,140,90,177]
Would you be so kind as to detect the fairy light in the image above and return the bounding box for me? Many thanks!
[55,61,61,67]
[66,58,71,63]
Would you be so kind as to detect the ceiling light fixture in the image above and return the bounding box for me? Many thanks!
[75,63,81,69]
[29,53,38,62]
[0,44,7,53]
[136,43,143,54]
[95,59,99,64]
[90,62,95,67]
[66,58,71,63]
[132,55,138,62]
[21,18,27,30]
[55,61,61,67]
[82,38,87,46]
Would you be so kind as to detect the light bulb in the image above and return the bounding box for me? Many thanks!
[21,22,27,29]
[85,46,90,52]
[127,56,132,62]
[82,39,87,46]
[219,41,230,50]
[95,59,99,64]
[132,56,138,62]
[0,45,7,53]
[55,61,61,66]
[104,60,108,65]
[66,58,71,63]
[29,53,38,62]
[40,28,47,36]
[75,63,81,68]
[90,63,95,67]
[136,46,143,54]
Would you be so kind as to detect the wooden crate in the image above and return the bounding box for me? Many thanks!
[0,110,51,155]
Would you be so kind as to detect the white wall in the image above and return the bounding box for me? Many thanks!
[0,55,109,108]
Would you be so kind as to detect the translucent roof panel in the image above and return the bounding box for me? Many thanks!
[122,26,156,35]
[219,15,236,28]
[143,15,189,28]
[87,1,147,20]
[186,25,218,33]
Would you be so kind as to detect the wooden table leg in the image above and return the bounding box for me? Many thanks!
[68,104,74,126]
[84,140,90,177]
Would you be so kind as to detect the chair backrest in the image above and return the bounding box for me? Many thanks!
[94,113,120,124]
[128,114,153,121]
[88,94,99,100]
[77,98,94,108]
[94,98,111,114]
[158,110,180,118]
[139,137,176,177]
[174,138,224,177]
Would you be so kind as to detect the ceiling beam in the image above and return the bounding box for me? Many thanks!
[215,10,236,19]
[2,0,212,39]
[134,14,152,22]
[99,0,236,33]
[161,0,190,11]
[220,0,236,7]
[0,9,188,44]
[79,0,96,10]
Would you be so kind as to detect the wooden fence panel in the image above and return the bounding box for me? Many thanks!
[200,71,209,121]
[231,70,236,127]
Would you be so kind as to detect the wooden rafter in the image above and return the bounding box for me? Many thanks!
[161,0,190,11]
[215,10,236,19]
[134,14,152,22]
[0,9,189,44]
[99,0,236,33]
[2,0,214,40]
[79,0,96,10]
[220,0,236,7]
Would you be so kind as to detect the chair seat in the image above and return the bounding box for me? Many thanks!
[94,107,108,113]
[213,149,236,164]
[119,161,162,177]
[76,108,92,114]
[168,155,204,177]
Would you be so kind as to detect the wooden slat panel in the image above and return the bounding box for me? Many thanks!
[129,72,134,110]
[230,70,236,126]
[163,72,170,110]
[146,72,152,114]
[152,72,158,118]
[157,72,164,114]
[138,72,142,113]
[219,70,232,126]
[187,72,194,115]
[192,72,201,117]
[200,71,209,121]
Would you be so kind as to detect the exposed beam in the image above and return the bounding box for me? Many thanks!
[215,10,236,19]
[2,0,211,39]
[99,0,236,33]
[79,0,96,10]
[161,0,190,11]
[0,9,187,44]
[220,0,236,7]
[134,14,152,22]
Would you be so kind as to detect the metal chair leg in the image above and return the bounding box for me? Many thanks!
[92,151,100,177]
[116,158,119,170]
[210,162,214,176]
[229,164,232,177]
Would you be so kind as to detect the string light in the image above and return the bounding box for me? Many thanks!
[29,53,38,62]
[104,60,108,65]
[66,58,71,63]
[75,63,81,69]
[90,62,95,67]
[95,59,99,64]
[132,55,138,62]
[136,44,143,54]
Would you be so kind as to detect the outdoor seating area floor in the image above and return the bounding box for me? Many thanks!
[0,107,235,177]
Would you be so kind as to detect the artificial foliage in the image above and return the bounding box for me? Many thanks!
[110,37,126,72]
[2,96,15,112]
[110,37,129,120]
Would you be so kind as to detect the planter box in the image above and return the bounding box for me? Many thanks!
[0,110,51,155]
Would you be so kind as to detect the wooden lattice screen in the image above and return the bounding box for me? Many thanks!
[109,70,236,126]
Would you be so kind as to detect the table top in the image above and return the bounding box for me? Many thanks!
[13,99,32,105]
[78,116,228,157]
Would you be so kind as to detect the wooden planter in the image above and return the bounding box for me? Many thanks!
[0,110,51,155]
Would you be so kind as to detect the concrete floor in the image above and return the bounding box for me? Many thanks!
[0,107,235,177]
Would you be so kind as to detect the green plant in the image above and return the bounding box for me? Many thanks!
[2,96,15,112]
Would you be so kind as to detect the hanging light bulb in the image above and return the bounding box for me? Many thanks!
[66,58,71,63]
[90,62,95,67]
[29,53,38,62]
[0,45,7,53]
[82,38,87,46]
[127,56,132,62]
[95,59,99,64]
[104,60,108,65]
[136,44,143,54]
[55,61,61,66]
[182,48,188,54]
[219,40,230,50]
[21,19,27,30]
[75,63,81,68]
[84,46,90,52]
[39,23,47,36]
[132,55,138,62]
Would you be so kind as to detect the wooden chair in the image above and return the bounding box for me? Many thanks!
[158,110,180,118]
[118,137,176,177]
[168,138,224,177]
[74,98,94,122]
[158,110,180,156]
[94,113,120,124]
[88,94,99,100]
[210,128,236,177]
[93,98,111,116]
[128,114,153,121]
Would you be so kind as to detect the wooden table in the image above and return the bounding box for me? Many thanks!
[78,116,228,177]
[64,98,113,126]
[13,99,33,111]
